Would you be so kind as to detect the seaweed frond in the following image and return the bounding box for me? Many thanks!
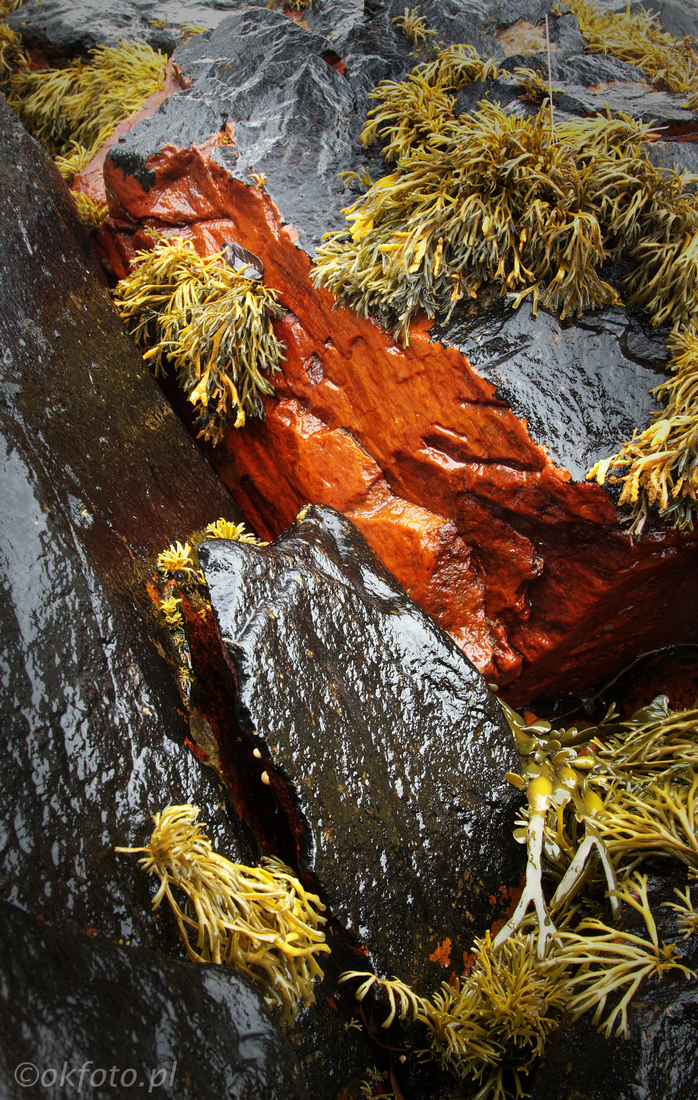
[267,0,314,12]
[116,804,330,1024]
[7,39,166,157]
[112,238,285,445]
[391,7,438,51]
[159,595,183,627]
[177,23,208,43]
[204,517,268,544]
[0,20,25,87]
[71,190,108,232]
[662,885,698,938]
[494,698,619,957]
[157,540,198,576]
[314,86,690,344]
[54,142,93,183]
[588,322,698,532]
[343,931,568,1099]
[557,873,694,1038]
[567,0,698,101]
[594,770,698,874]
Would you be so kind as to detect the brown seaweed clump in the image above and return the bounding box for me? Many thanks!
[7,39,166,158]
[343,695,698,1097]
[588,319,698,532]
[313,56,697,344]
[154,517,267,698]
[113,238,285,445]
[117,804,329,1024]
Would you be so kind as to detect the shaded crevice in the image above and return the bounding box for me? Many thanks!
[181,596,304,870]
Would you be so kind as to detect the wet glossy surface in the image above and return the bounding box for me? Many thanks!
[432,298,666,482]
[88,0,698,700]
[6,0,252,55]
[0,900,308,1100]
[0,96,254,949]
[200,505,524,993]
[530,877,698,1100]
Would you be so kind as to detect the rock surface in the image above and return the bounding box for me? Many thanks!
[6,0,244,56]
[63,0,698,702]
[0,900,309,1100]
[0,93,255,948]
[195,505,524,992]
[529,877,698,1100]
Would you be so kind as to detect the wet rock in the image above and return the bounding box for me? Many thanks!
[71,3,698,702]
[0,94,255,949]
[555,82,696,126]
[432,299,665,483]
[196,504,524,992]
[6,0,246,57]
[503,50,647,84]
[632,0,698,40]
[648,138,698,176]
[504,52,698,127]
[529,877,698,1100]
[0,900,308,1100]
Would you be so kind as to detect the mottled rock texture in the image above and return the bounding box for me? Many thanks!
[0,93,254,948]
[194,505,524,993]
[0,900,309,1100]
[63,0,698,703]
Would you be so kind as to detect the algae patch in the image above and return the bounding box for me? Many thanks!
[113,238,285,445]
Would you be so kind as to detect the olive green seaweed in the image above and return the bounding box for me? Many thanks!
[154,518,267,688]
[116,804,329,1025]
[0,21,24,87]
[71,190,108,233]
[343,695,697,1098]
[314,93,698,341]
[565,0,698,105]
[7,39,166,158]
[391,7,438,51]
[313,14,698,531]
[344,931,569,1100]
[112,238,285,445]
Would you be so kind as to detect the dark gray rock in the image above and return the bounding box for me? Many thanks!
[529,878,698,1100]
[491,0,586,55]
[198,505,524,993]
[648,138,698,175]
[633,0,698,40]
[0,900,308,1100]
[106,3,501,253]
[502,50,648,85]
[431,298,666,482]
[0,93,255,949]
[6,0,246,57]
[554,82,697,126]
[504,51,698,124]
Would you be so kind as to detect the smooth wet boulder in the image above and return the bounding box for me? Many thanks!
[194,505,524,993]
[0,900,309,1100]
[0,93,256,949]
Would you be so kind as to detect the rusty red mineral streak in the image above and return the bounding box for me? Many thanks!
[81,124,698,703]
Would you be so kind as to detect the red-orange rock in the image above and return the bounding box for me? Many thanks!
[75,12,698,703]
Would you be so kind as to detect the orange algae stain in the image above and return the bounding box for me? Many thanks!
[429,937,452,967]
[462,950,476,976]
[184,735,209,764]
